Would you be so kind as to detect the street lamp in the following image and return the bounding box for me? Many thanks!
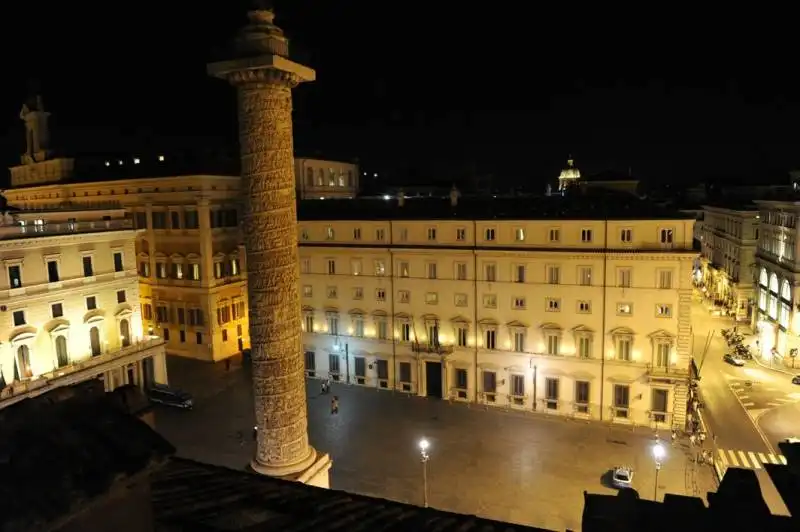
[418,438,430,508]
[652,442,665,501]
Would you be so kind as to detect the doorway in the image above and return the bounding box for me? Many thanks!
[425,361,443,398]
[89,326,101,356]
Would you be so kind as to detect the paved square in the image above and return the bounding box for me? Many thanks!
[155,357,716,531]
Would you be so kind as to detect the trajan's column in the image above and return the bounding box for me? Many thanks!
[208,4,331,487]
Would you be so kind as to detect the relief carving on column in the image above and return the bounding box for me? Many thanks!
[239,83,315,472]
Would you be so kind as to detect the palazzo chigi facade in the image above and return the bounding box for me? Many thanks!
[297,192,697,429]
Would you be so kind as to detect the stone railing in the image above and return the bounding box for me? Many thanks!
[646,364,690,378]
[411,342,454,355]
[0,218,134,240]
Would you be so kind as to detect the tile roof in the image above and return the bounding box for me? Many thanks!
[0,382,174,532]
[298,191,693,222]
[152,458,552,531]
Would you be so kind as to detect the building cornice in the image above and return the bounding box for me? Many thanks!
[0,230,140,250]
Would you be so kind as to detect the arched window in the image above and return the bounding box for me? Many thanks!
[55,336,69,367]
[90,326,101,356]
[120,319,131,347]
[782,279,792,301]
[769,273,780,293]
[15,345,31,380]
[760,268,768,287]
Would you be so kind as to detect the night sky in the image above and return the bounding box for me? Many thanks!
[1,2,797,190]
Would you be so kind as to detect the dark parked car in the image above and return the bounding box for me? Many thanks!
[792,375,800,385]
[147,384,193,409]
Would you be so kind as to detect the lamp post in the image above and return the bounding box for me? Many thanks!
[652,442,665,501]
[419,438,430,508]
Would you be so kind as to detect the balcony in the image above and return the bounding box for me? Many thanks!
[0,337,165,409]
[646,364,690,382]
[0,219,135,241]
[411,342,454,355]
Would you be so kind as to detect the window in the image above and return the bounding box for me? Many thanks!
[545,378,559,410]
[326,314,339,335]
[374,260,386,276]
[353,287,363,300]
[376,228,385,241]
[301,228,309,241]
[456,228,466,241]
[512,297,526,309]
[398,290,410,303]
[485,329,496,349]
[513,264,525,283]
[188,263,200,281]
[546,265,560,284]
[196,332,203,345]
[483,294,497,308]
[399,228,408,241]
[652,389,669,422]
[657,270,673,289]
[142,304,153,321]
[484,263,497,282]
[400,322,411,342]
[455,262,467,280]
[548,228,560,242]
[656,304,672,317]
[152,212,167,229]
[171,263,184,280]
[86,296,97,310]
[376,319,388,340]
[113,252,124,272]
[327,259,336,275]
[425,292,438,305]
[616,336,632,361]
[46,260,59,283]
[483,371,497,401]
[546,298,561,311]
[135,212,148,229]
[427,262,437,279]
[325,227,334,240]
[578,266,592,286]
[8,265,22,288]
[484,228,496,241]
[660,228,674,244]
[454,369,468,397]
[12,310,25,327]
[177,308,186,325]
[326,286,337,299]
[376,288,386,302]
[620,228,632,243]
[399,361,411,387]
[117,290,126,303]
[577,336,591,358]
[513,331,525,352]
[51,303,63,318]
[353,227,361,240]
[618,268,632,288]
[613,385,630,418]
[398,261,410,277]
[616,303,633,316]
[427,227,437,241]
[303,285,312,297]
[214,262,223,279]
[515,228,525,241]
[655,343,671,368]
[156,306,168,323]
[575,381,590,413]
[510,374,524,399]
[454,293,468,307]
[188,309,204,326]
[546,334,560,356]
[82,256,94,277]
[457,327,468,347]
[301,259,310,274]
[577,300,591,313]
[581,229,593,243]
[184,211,199,229]
[170,211,180,229]
[354,318,365,337]
[304,314,314,332]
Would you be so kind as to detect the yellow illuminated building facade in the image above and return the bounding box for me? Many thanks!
[296,196,696,429]
[0,207,167,408]
[295,157,359,200]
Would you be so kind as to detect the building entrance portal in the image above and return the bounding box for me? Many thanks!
[425,361,443,399]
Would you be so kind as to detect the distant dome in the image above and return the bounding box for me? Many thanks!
[558,157,581,191]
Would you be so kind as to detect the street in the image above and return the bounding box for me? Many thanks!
[691,292,798,515]
[154,355,716,532]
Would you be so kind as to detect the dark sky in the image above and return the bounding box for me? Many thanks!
[0,2,797,189]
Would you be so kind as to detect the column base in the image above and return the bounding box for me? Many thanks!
[250,446,332,489]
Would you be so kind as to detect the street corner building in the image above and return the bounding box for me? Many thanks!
[296,190,697,430]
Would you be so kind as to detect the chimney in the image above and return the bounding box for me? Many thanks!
[450,184,460,207]
[397,189,405,207]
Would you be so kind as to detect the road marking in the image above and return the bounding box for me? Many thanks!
[789,393,800,399]
[717,449,729,467]
[727,449,740,467]
[767,453,779,464]
[738,394,750,398]
[775,398,793,403]
[765,387,779,392]
[758,452,768,463]
[767,402,782,406]
[741,401,756,407]
[748,452,762,469]
[738,450,750,467]
[779,455,788,465]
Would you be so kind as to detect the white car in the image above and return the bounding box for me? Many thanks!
[611,466,634,488]
[785,437,800,444]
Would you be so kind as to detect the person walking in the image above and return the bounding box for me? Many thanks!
[225,358,231,371]
[671,431,677,446]
[331,396,339,415]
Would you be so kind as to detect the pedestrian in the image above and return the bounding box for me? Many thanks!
[225,358,231,371]
[321,380,327,394]
[689,433,697,446]
[699,432,707,445]
[327,375,333,390]
[331,396,339,415]
[671,431,677,446]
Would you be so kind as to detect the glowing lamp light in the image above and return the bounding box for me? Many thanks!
[653,443,665,462]
[418,438,429,452]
